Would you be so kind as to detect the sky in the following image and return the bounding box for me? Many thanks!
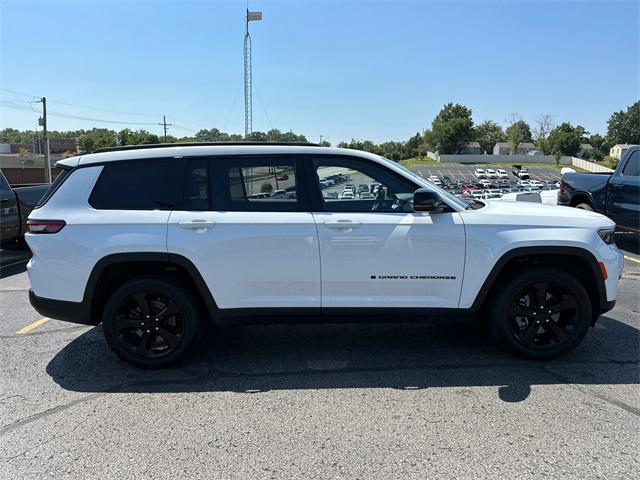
[1,0,638,144]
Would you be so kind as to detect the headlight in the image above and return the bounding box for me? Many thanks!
[598,228,615,245]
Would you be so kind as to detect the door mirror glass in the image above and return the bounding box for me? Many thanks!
[413,188,443,213]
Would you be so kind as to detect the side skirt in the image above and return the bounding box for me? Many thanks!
[213,307,478,327]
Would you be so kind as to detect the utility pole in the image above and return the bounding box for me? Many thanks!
[38,97,51,184]
[158,115,173,142]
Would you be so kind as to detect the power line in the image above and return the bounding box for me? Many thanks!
[47,99,160,117]
[1,100,162,127]
[223,82,243,132]
[254,84,274,131]
[0,88,160,117]
[0,88,39,99]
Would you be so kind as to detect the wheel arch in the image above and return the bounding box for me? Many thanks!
[472,246,607,325]
[569,191,594,208]
[84,252,219,324]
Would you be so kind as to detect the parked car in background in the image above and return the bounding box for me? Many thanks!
[339,191,355,199]
[558,145,639,231]
[512,165,531,179]
[0,170,51,247]
[485,168,497,179]
[427,174,442,186]
[497,169,508,178]
[474,168,486,179]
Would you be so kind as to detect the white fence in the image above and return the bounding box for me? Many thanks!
[434,153,572,165]
[570,157,614,173]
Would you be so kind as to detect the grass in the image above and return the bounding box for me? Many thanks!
[398,157,588,173]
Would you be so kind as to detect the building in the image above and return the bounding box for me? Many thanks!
[578,143,594,159]
[493,142,537,155]
[10,139,77,155]
[610,144,632,160]
[461,141,482,154]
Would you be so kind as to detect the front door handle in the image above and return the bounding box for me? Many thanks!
[324,220,362,230]
[178,220,216,231]
[610,183,624,190]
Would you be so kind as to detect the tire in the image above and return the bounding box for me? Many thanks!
[102,276,203,368]
[489,266,592,360]
[575,202,593,211]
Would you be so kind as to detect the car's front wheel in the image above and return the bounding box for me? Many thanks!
[102,277,202,368]
[489,267,592,359]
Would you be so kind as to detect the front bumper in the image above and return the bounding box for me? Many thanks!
[29,290,96,325]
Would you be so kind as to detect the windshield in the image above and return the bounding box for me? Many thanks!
[390,159,470,210]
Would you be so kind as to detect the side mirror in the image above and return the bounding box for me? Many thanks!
[413,188,444,213]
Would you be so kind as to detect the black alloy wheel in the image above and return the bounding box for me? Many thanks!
[113,291,185,359]
[102,277,202,368]
[489,267,592,359]
[508,281,580,350]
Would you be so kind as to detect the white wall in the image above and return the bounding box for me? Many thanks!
[570,157,614,173]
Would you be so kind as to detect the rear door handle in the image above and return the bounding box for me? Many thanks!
[324,220,361,230]
[610,183,624,189]
[178,220,216,230]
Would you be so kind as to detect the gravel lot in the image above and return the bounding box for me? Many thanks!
[0,234,638,480]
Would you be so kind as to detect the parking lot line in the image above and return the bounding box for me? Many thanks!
[624,255,640,264]
[16,317,49,335]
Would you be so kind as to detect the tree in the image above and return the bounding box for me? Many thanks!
[431,103,474,154]
[404,132,423,158]
[588,133,608,161]
[505,114,532,154]
[606,101,640,146]
[260,182,273,193]
[474,120,504,154]
[422,129,436,151]
[78,135,96,154]
[533,114,554,155]
[548,122,582,157]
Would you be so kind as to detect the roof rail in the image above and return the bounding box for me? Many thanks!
[94,141,321,153]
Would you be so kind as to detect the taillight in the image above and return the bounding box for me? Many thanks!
[27,220,66,234]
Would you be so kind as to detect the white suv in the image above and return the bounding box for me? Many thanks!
[26,144,623,368]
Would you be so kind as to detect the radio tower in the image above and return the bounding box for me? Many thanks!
[244,9,262,139]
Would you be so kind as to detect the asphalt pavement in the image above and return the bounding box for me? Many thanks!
[410,164,562,182]
[0,236,638,479]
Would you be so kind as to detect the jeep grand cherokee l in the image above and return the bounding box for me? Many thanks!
[26,143,623,368]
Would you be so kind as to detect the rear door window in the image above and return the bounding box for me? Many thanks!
[89,158,184,210]
[621,151,639,177]
[179,158,210,211]
[209,156,306,211]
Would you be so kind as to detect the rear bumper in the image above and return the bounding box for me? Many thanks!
[29,290,97,325]
[600,300,616,315]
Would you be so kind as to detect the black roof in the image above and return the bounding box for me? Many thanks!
[95,141,320,153]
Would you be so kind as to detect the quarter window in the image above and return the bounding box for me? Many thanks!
[89,158,184,210]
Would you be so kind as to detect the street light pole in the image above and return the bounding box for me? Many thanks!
[244,9,262,139]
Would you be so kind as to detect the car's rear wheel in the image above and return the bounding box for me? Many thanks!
[489,267,592,359]
[575,202,593,211]
[102,277,202,368]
